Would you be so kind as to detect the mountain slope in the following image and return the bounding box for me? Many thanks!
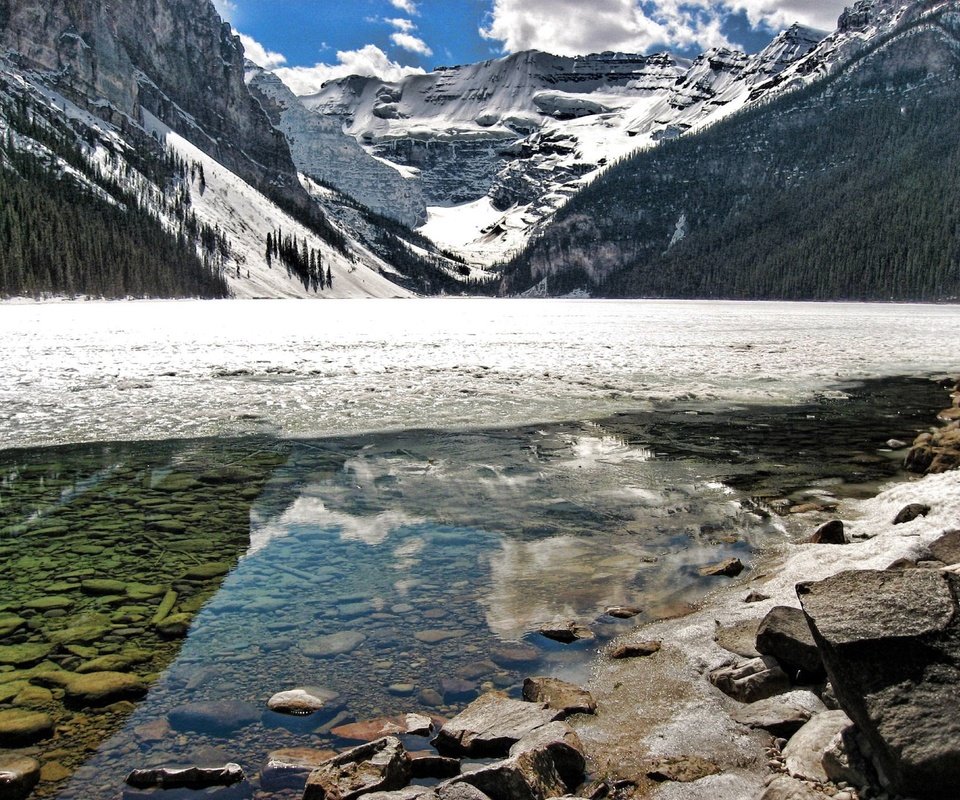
[296,29,824,264]
[500,0,960,301]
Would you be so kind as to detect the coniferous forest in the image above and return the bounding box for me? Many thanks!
[0,90,228,299]
[501,17,960,301]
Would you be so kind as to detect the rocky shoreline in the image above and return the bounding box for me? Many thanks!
[2,377,958,800]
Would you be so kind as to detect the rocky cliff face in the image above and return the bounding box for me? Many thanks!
[0,0,303,202]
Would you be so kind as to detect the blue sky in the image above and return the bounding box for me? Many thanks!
[213,0,848,95]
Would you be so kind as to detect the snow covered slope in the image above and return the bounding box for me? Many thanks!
[296,26,825,265]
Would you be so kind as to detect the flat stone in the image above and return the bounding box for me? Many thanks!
[646,755,721,783]
[182,562,231,580]
[732,691,828,737]
[436,785,492,800]
[267,687,340,716]
[782,710,854,783]
[0,755,41,800]
[23,597,74,611]
[433,692,564,758]
[333,716,407,742]
[799,570,960,797]
[755,606,824,676]
[0,709,54,746]
[47,622,110,645]
[0,643,53,667]
[714,619,761,658]
[609,641,661,659]
[698,558,744,578]
[0,614,26,638]
[168,700,260,734]
[489,644,541,669]
[303,736,410,800]
[302,631,366,658]
[76,650,152,674]
[64,671,148,706]
[415,629,467,644]
[440,678,478,703]
[522,677,596,716]
[709,656,791,703]
[13,685,54,708]
[39,761,71,782]
[260,748,339,791]
[604,606,642,619]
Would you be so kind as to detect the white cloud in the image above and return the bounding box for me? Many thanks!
[388,17,416,33]
[391,32,434,56]
[480,0,843,56]
[272,45,426,96]
[238,33,287,70]
[390,0,419,13]
[212,0,237,21]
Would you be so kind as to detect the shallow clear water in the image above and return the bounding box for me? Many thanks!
[0,377,947,799]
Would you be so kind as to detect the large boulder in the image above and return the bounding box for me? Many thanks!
[446,749,567,800]
[755,606,824,677]
[508,722,586,790]
[433,693,563,757]
[303,737,410,800]
[521,678,596,717]
[798,569,960,798]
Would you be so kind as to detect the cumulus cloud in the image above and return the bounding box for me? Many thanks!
[211,0,237,21]
[388,17,416,32]
[238,33,287,69]
[481,0,844,56]
[273,45,426,95]
[391,32,434,56]
[390,0,419,13]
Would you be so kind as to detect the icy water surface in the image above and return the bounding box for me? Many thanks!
[1,298,958,448]
[0,377,948,799]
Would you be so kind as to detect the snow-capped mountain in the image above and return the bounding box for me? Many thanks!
[293,25,825,265]
[0,0,455,299]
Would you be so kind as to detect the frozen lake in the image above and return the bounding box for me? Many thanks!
[2,298,958,449]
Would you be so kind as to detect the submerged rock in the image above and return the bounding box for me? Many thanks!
[0,755,41,800]
[303,736,410,800]
[433,692,564,757]
[168,700,260,734]
[63,671,148,707]
[0,709,54,746]
[0,643,53,667]
[522,677,596,717]
[604,606,642,619]
[799,569,960,798]
[260,748,338,791]
[302,631,366,658]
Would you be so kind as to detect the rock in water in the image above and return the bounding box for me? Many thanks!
[521,677,596,717]
[755,606,824,677]
[63,672,148,706]
[125,763,244,789]
[892,503,930,525]
[807,520,845,545]
[698,558,744,577]
[433,692,564,757]
[267,687,340,716]
[798,569,960,798]
[168,700,260,734]
[0,755,41,800]
[303,736,410,800]
[260,748,338,791]
[0,710,55,746]
[302,631,366,658]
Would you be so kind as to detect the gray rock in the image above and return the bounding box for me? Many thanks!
[757,775,830,799]
[522,677,596,717]
[303,736,410,800]
[441,678,479,703]
[447,749,567,800]
[267,687,340,716]
[714,619,761,658]
[302,631,366,658]
[755,606,824,677]
[928,529,960,565]
[168,700,260,734]
[732,691,827,737]
[433,692,564,757]
[892,503,930,525]
[604,606,641,619]
[362,789,438,800]
[0,755,40,800]
[436,784,493,800]
[125,763,244,789]
[260,748,337,791]
[807,520,845,545]
[782,710,854,783]
[799,569,960,797]
[509,721,586,790]
[709,656,791,703]
[822,725,869,788]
